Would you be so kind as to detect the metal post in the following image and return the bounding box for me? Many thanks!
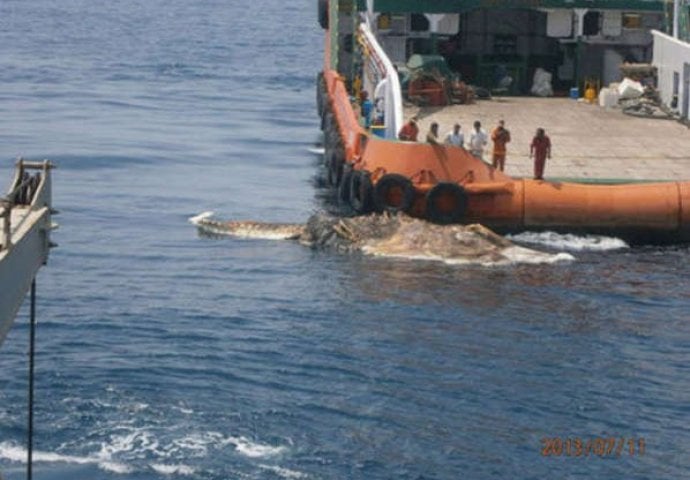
[573,9,587,97]
[27,279,36,480]
[674,0,680,38]
[574,36,584,96]
[425,14,442,55]
[1,202,10,251]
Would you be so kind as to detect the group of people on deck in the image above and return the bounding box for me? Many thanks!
[397,117,551,180]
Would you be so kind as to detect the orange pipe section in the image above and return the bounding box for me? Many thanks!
[679,182,690,230]
[522,180,681,229]
[359,136,512,184]
[467,179,688,234]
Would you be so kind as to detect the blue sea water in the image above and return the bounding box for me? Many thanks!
[0,1,689,479]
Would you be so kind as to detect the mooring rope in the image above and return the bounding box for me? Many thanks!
[27,279,36,480]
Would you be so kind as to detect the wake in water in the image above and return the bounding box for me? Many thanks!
[189,211,575,266]
[0,432,293,477]
[508,231,629,251]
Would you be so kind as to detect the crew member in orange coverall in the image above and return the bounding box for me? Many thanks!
[398,117,419,141]
[490,119,511,171]
[530,128,551,180]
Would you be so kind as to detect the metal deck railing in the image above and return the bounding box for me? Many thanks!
[0,159,54,252]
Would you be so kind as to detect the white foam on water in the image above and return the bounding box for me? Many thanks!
[361,245,574,266]
[307,146,325,155]
[508,231,629,251]
[259,464,308,479]
[171,404,194,415]
[98,460,133,474]
[99,429,160,458]
[171,432,225,457]
[222,436,288,458]
[234,438,287,458]
[156,431,289,460]
[1,430,291,476]
[0,441,132,474]
[498,246,576,265]
[188,211,215,226]
[93,428,165,473]
[151,463,196,475]
[0,442,87,464]
[134,402,149,411]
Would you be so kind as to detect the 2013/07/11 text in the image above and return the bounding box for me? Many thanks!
[541,437,645,457]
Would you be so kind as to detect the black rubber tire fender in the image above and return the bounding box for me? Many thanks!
[338,166,353,205]
[425,182,468,225]
[321,109,333,133]
[327,148,345,187]
[318,0,329,29]
[316,72,325,117]
[372,173,415,213]
[349,170,374,214]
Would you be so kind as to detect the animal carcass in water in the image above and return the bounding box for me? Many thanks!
[189,212,573,266]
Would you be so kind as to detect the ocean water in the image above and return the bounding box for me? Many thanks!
[1,1,689,479]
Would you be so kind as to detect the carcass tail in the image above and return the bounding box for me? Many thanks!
[189,212,303,240]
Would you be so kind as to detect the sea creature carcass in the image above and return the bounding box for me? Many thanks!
[189,212,573,266]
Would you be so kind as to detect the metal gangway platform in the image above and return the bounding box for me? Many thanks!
[0,159,56,347]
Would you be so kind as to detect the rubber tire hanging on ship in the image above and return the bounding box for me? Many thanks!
[349,170,374,214]
[372,174,415,214]
[338,165,353,205]
[316,72,325,117]
[327,146,345,187]
[425,182,468,225]
[318,0,328,29]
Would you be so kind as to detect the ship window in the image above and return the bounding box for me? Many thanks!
[377,13,391,30]
[410,14,429,32]
[583,11,601,36]
[493,35,517,55]
[390,14,407,33]
[622,13,642,29]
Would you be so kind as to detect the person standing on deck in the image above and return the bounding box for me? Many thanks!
[426,122,440,145]
[360,91,374,129]
[398,117,419,141]
[490,119,511,171]
[444,123,464,148]
[468,121,488,160]
[530,128,551,180]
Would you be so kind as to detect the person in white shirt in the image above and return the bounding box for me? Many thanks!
[444,123,464,148]
[468,120,488,160]
[426,122,441,145]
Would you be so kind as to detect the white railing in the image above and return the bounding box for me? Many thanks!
[358,20,403,140]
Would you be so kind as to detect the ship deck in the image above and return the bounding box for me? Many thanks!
[404,97,690,182]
